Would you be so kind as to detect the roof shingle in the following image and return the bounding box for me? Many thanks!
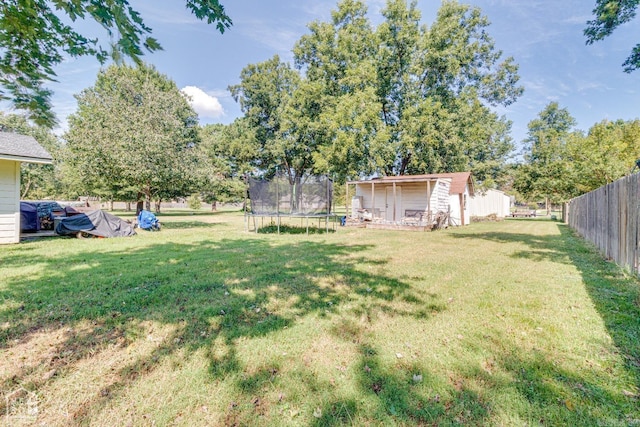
[0,131,53,163]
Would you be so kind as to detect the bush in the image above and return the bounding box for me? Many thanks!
[187,194,202,210]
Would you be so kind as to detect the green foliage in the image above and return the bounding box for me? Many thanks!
[0,0,231,127]
[229,55,304,181]
[64,64,202,206]
[231,0,522,185]
[568,118,640,193]
[187,194,202,210]
[514,102,578,205]
[0,112,63,199]
[585,0,640,72]
[516,102,640,203]
[198,122,252,205]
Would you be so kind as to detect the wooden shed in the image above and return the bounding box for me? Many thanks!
[0,131,53,244]
[346,172,474,228]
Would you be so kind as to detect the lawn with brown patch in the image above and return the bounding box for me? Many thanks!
[1,211,638,426]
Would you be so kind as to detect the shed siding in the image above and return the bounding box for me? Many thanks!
[435,179,450,212]
[400,183,430,215]
[468,189,511,218]
[0,159,20,244]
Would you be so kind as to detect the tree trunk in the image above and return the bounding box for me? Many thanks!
[126,202,131,212]
[145,188,151,211]
[155,199,161,213]
[211,200,217,211]
[21,179,32,199]
[109,199,114,211]
[545,197,550,216]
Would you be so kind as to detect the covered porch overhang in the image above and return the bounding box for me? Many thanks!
[345,176,444,227]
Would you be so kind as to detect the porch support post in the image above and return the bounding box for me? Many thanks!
[427,180,432,222]
[371,181,375,220]
[345,183,349,218]
[393,182,397,222]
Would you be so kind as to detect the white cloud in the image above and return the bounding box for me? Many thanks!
[180,86,225,119]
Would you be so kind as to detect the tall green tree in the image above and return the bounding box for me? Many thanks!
[292,0,522,182]
[64,64,201,209]
[397,0,521,181]
[229,0,522,185]
[0,0,231,127]
[585,0,640,72]
[515,102,578,211]
[294,0,391,181]
[229,55,303,180]
[0,112,62,199]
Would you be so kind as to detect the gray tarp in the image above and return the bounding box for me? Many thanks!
[55,210,136,238]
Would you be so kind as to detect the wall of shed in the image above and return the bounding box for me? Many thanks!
[468,189,511,218]
[0,159,20,244]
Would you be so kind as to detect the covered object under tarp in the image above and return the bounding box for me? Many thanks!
[55,210,136,238]
[20,201,39,232]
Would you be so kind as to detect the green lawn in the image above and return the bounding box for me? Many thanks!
[1,211,638,426]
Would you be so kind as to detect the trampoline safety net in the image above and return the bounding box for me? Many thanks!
[248,174,333,215]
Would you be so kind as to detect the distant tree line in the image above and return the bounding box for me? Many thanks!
[2,0,639,210]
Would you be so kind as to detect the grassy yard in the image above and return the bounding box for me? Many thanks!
[1,211,639,426]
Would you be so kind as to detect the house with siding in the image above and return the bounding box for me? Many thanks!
[0,131,53,244]
[346,172,474,229]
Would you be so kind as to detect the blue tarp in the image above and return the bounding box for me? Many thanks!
[137,210,160,231]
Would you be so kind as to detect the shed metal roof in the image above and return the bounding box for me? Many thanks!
[0,131,53,164]
[348,172,474,196]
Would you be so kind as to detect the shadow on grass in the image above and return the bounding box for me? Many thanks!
[159,220,221,230]
[0,237,434,423]
[453,221,640,424]
[152,210,239,217]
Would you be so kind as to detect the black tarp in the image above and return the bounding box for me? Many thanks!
[20,202,39,232]
[55,210,136,238]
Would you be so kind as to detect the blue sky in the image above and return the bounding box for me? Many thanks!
[42,0,640,151]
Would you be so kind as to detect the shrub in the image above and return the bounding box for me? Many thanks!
[187,194,202,210]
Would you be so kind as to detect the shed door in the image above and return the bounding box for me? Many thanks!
[385,187,402,222]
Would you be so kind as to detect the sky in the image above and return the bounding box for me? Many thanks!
[23,0,640,151]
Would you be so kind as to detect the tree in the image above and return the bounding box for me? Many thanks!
[585,0,640,72]
[514,102,578,212]
[0,112,62,199]
[64,64,202,210]
[229,55,303,179]
[0,0,231,127]
[228,0,522,186]
[395,0,521,181]
[293,0,522,183]
[294,0,388,182]
[568,119,640,192]
[198,121,255,209]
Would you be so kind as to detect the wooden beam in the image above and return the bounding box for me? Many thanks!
[427,180,431,222]
[371,181,375,219]
[345,183,349,218]
[393,182,397,222]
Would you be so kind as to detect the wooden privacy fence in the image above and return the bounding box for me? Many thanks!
[567,173,640,275]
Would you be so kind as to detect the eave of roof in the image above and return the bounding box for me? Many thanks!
[0,131,53,164]
[347,172,474,196]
